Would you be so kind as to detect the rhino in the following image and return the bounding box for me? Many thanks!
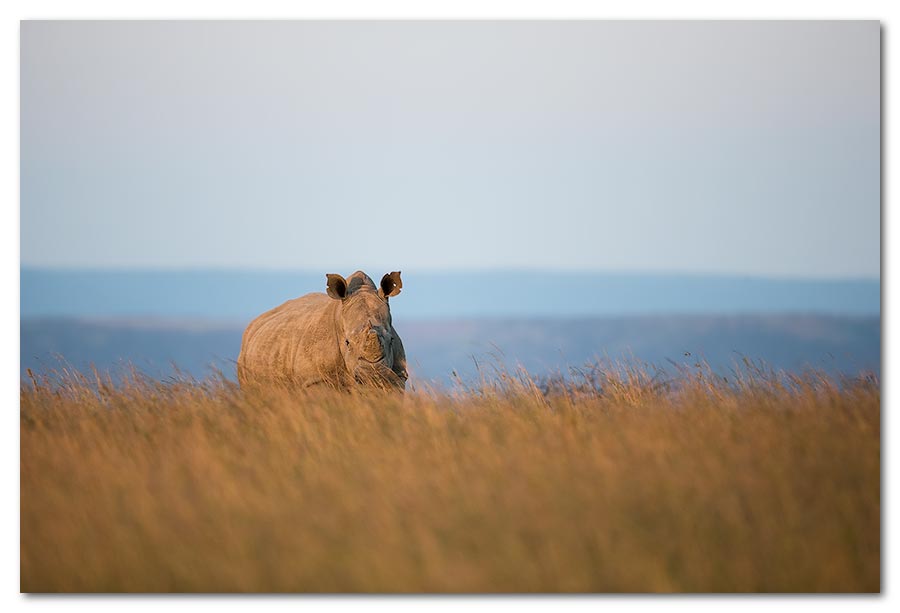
[237,271,408,391]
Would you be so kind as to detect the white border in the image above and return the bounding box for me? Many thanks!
[3,1,894,612]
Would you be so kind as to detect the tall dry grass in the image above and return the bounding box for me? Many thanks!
[20,362,880,593]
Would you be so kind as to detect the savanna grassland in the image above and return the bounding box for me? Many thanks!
[21,364,880,593]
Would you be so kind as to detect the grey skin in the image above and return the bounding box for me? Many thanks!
[237,271,408,391]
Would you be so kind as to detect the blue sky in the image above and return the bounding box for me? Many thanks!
[20,21,880,278]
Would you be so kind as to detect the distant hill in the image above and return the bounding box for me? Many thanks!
[21,269,880,320]
[21,315,880,385]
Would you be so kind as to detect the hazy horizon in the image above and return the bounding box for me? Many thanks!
[21,269,880,321]
[18,264,882,282]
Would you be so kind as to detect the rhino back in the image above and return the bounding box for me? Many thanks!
[237,293,345,387]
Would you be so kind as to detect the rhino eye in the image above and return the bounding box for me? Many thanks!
[345,339,350,346]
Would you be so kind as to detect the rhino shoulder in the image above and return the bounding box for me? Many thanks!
[243,293,329,336]
[238,292,342,387]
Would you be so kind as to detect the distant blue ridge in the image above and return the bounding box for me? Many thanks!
[21,314,881,384]
[20,268,881,321]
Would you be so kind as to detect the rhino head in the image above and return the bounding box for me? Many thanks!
[326,270,408,390]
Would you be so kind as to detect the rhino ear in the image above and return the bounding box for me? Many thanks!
[379,271,402,299]
[326,274,348,300]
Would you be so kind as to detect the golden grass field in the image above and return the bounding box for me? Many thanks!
[20,362,880,593]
